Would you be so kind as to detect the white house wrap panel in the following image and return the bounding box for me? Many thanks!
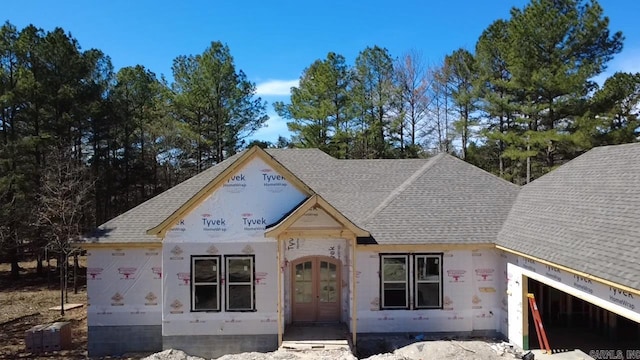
[498,251,516,336]
[161,242,278,336]
[355,248,500,333]
[164,157,306,243]
[506,261,525,348]
[87,248,162,326]
[161,157,306,336]
[470,249,500,330]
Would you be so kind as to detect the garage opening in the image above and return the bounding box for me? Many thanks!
[527,278,640,354]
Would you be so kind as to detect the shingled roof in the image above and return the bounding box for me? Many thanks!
[359,155,519,244]
[266,149,429,225]
[267,150,520,244]
[496,143,640,290]
[84,147,520,245]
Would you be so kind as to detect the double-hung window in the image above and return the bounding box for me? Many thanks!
[225,256,255,311]
[380,253,443,310]
[414,254,442,308]
[191,256,220,311]
[380,254,409,309]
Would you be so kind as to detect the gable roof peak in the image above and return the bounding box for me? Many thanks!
[146,146,314,237]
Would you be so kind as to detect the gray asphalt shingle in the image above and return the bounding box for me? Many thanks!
[84,143,640,290]
[362,155,520,244]
[496,143,640,290]
[85,148,519,247]
[268,151,520,244]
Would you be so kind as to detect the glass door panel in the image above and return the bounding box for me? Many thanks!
[294,261,313,303]
[319,261,338,303]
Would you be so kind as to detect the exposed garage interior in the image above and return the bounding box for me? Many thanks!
[527,278,640,353]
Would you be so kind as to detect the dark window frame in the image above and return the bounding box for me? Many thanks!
[379,254,410,310]
[379,253,444,310]
[224,255,256,312]
[413,253,444,309]
[190,255,221,312]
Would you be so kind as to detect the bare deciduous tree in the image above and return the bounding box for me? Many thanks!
[395,50,433,157]
[426,62,455,154]
[35,144,93,315]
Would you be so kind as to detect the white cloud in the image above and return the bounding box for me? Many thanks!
[255,79,298,96]
[248,112,291,144]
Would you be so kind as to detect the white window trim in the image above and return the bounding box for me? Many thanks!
[191,255,220,312]
[225,256,255,311]
[414,254,443,309]
[380,254,409,309]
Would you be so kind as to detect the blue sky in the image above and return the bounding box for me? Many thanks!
[5,0,640,142]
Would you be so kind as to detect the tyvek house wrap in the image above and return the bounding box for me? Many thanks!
[354,248,500,333]
[164,157,306,243]
[87,248,162,326]
[505,253,640,349]
[161,157,307,336]
[470,248,500,330]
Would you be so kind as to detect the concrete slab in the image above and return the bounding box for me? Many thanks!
[283,323,349,341]
[281,323,352,352]
[281,340,350,351]
[48,303,83,311]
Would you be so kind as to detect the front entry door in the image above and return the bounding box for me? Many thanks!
[291,256,341,322]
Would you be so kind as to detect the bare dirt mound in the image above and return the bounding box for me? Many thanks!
[143,340,510,360]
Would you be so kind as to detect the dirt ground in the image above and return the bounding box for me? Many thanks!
[0,258,91,360]
[142,339,517,360]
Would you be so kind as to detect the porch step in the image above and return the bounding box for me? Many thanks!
[280,339,350,351]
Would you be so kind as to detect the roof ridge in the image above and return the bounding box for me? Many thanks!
[341,158,425,162]
[522,143,640,186]
[360,154,444,225]
[591,142,640,151]
[445,154,520,189]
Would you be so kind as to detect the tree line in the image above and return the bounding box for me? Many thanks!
[0,22,267,277]
[1,0,639,278]
[277,0,638,184]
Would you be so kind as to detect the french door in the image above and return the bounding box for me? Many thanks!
[291,256,341,322]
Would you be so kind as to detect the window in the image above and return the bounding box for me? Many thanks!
[191,256,220,311]
[380,255,409,309]
[415,254,442,308]
[225,256,255,311]
[379,253,443,310]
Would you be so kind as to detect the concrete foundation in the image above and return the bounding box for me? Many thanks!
[88,325,162,357]
[162,334,278,359]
